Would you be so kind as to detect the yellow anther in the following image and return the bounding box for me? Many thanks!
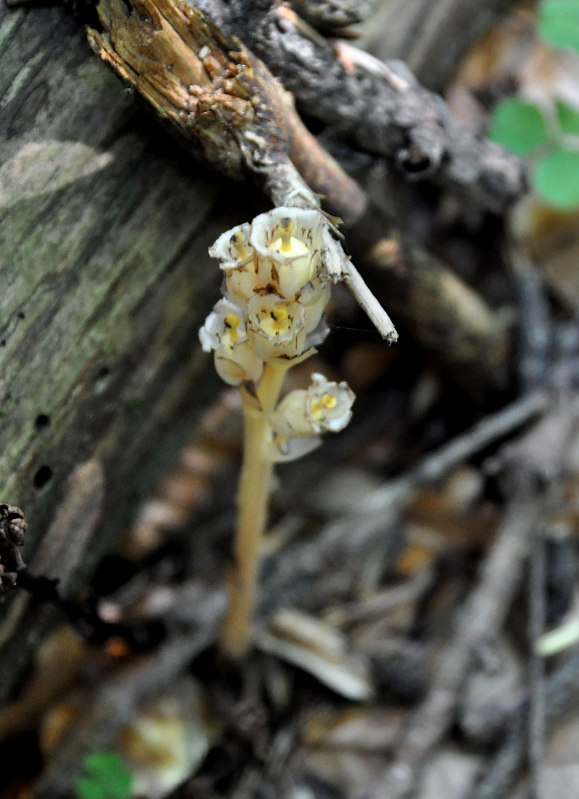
[262,306,290,334]
[270,307,289,322]
[230,231,249,259]
[258,304,292,337]
[224,313,240,329]
[310,393,336,419]
[223,312,241,348]
[321,393,337,410]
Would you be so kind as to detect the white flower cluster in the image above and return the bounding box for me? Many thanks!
[199,207,355,456]
[200,208,331,384]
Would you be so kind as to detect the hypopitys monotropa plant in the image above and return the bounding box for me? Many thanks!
[200,207,359,658]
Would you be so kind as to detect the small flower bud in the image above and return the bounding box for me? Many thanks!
[271,434,322,462]
[214,343,263,386]
[221,262,259,307]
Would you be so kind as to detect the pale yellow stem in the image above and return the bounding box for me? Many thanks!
[219,360,290,659]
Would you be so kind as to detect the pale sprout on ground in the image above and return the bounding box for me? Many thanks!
[200,207,371,658]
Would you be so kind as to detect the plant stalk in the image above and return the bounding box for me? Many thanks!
[219,361,289,658]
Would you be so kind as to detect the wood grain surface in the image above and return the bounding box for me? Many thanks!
[0,2,241,703]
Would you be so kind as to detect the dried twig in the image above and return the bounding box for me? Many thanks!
[528,522,547,799]
[507,240,551,393]
[470,645,579,799]
[507,237,552,799]
[366,394,579,799]
[223,0,526,212]
[365,473,539,799]
[283,102,511,387]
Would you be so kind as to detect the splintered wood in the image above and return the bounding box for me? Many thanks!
[88,0,287,178]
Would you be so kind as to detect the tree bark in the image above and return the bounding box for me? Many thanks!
[0,3,239,704]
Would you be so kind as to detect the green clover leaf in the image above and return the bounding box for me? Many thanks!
[557,100,579,136]
[488,98,549,156]
[76,778,107,799]
[538,0,579,53]
[75,752,133,799]
[533,146,579,208]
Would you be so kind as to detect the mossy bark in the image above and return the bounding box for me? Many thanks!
[0,3,239,704]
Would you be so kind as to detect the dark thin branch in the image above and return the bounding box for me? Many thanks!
[362,389,547,513]
[507,237,551,799]
[507,241,552,393]
[2,503,166,650]
[528,525,546,799]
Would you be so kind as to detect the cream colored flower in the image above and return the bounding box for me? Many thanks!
[269,373,355,436]
[249,208,325,298]
[210,224,259,307]
[247,295,307,361]
[199,299,263,386]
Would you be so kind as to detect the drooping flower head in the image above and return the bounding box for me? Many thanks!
[268,373,356,437]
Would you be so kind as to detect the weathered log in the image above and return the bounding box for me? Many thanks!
[0,3,237,704]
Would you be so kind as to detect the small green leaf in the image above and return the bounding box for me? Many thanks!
[557,100,579,136]
[75,777,106,799]
[84,753,124,777]
[76,752,133,799]
[488,99,549,156]
[533,146,579,208]
[538,0,579,53]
